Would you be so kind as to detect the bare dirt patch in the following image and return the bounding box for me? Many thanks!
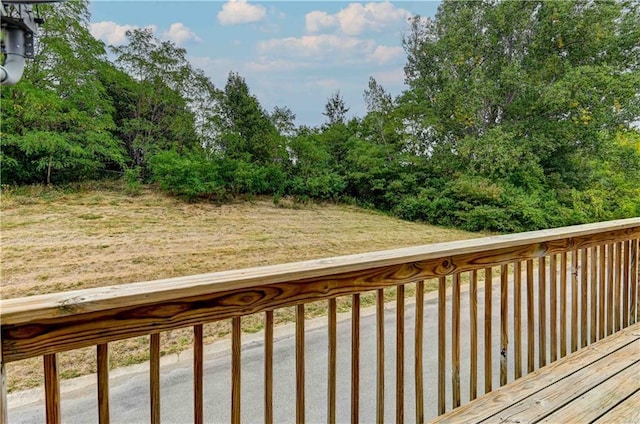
[1,182,479,391]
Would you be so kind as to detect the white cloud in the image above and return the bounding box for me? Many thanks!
[162,23,201,46]
[218,0,266,25]
[305,11,338,33]
[258,34,376,61]
[90,21,156,45]
[246,58,308,73]
[305,2,411,36]
[369,45,404,64]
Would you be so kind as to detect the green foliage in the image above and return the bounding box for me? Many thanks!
[123,167,143,196]
[5,0,637,236]
[148,151,225,201]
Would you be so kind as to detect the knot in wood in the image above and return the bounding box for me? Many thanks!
[436,257,456,275]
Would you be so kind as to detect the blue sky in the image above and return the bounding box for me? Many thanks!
[89,1,440,126]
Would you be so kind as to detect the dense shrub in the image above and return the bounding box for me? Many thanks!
[148,151,225,201]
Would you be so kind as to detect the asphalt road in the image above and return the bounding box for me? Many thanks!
[10,278,546,424]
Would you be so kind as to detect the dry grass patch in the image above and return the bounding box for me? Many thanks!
[1,182,480,391]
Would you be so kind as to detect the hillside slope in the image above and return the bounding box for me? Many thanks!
[1,183,478,300]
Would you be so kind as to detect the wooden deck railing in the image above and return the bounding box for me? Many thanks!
[1,218,639,423]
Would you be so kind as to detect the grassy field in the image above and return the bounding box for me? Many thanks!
[1,181,480,391]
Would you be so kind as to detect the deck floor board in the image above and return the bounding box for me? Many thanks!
[431,322,640,424]
[591,390,640,424]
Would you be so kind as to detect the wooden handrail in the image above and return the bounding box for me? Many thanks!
[3,218,639,323]
[3,218,639,363]
[1,218,639,423]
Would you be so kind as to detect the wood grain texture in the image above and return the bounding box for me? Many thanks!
[430,322,640,424]
[540,363,640,423]
[623,240,630,328]
[296,305,305,424]
[608,243,615,336]
[560,252,568,358]
[631,240,638,324]
[351,294,360,424]
[97,344,109,424]
[396,284,405,424]
[150,333,160,424]
[571,250,578,353]
[590,246,598,344]
[499,265,508,387]
[437,277,446,415]
[232,317,241,424]
[526,260,535,373]
[0,345,7,424]
[484,268,492,394]
[599,245,606,340]
[615,242,622,332]
[469,271,478,401]
[265,311,273,424]
[514,262,523,378]
[327,299,336,424]
[580,249,588,348]
[591,389,640,424]
[376,289,385,424]
[415,281,424,424]
[538,256,547,367]
[497,342,639,423]
[44,354,60,424]
[452,274,461,407]
[193,325,203,424]
[3,225,639,363]
[549,256,557,363]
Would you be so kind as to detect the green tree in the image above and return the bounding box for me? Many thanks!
[323,91,350,126]
[217,72,283,165]
[403,0,640,189]
[0,0,125,184]
[110,29,208,168]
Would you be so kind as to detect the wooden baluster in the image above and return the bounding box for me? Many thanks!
[396,285,405,424]
[499,266,508,387]
[437,277,446,415]
[265,311,274,424]
[539,256,547,367]
[193,326,203,424]
[631,240,638,324]
[328,300,337,424]
[352,294,360,424]
[44,354,61,424]
[607,243,614,336]
[415,281,424,424]
[0,344,7,424]
[296,306,305,424]
[560,252,568,358]
[623,240,630,328]
[97,344,110,424]
[452,274,461,407]
[570,250,578,353]
[615,242,622,332]
[590,246,598,344]
[484,268,493,394]
[469,271,478,401]
[514,262,523,377]
[376,289,385,424]
[549,256,557,363]
[150,333,160,424]
[527,260,535,373]
[580,248,588,348]
[599,245,606,339]
[232,318,241,424]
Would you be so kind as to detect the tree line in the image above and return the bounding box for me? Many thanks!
[1,0,639,232]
